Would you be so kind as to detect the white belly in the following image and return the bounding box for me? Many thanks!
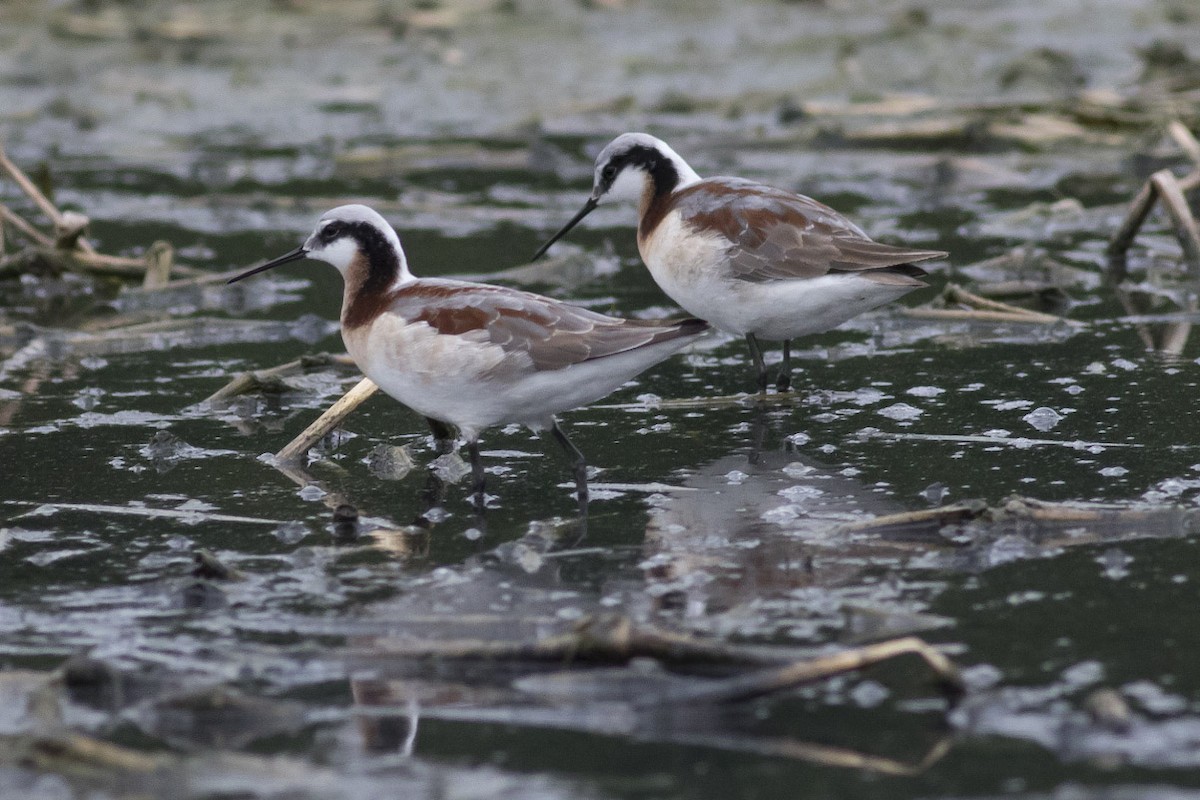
[640,213,916,340]
[343,316,697,440]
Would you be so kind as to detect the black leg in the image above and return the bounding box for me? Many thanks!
[425,416,455,455]
[548,419,589,508]
[416,471,447,524]
[776,339,792,392]
[467,440,486,506]
[748,406,768,466]
[745,333,769,393]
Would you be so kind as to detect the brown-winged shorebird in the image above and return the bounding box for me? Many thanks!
[533,132,946,392]
[229,204,707,506]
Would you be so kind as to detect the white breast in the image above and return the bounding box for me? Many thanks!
[639,213,749,331]
[343,315,518,440]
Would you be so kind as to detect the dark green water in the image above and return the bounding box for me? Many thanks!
[3,1,1200,798]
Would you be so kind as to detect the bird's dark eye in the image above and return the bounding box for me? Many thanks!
[320,221,343,242]
[601,163,617,182]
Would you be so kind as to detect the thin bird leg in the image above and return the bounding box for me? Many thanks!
[548,420,589,506]
[425,417,456,455]
[745,333,769,393]
[416,471,447,524]
[776,340,792,393]
[467,440,486,505]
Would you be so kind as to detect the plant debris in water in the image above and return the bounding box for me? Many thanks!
[4,1,1200,798]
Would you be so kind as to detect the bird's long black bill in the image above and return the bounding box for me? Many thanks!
[531,197,598,261]
[227,246,308,284]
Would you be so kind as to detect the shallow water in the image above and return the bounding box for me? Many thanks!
[3,1,1200,798]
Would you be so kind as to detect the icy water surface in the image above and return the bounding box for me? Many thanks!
[3,0,1200,798]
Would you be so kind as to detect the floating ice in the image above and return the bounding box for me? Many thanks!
[1123,680,1189,715]
[1061,659,1105,689]
[1099,466,1128,477]
[297,484,327,501]
[72,387,105,411]
[850,680,890,708]
[906,386,945,398]
[778,484,823,503]
[991,399,1034,411]
[782,462,816,479]
[273,522,309,544]
[175,499,218,512]
[920,482,948,504]
[1097,547,1132,580]
[877,403,923,421]
[851,387,888,406]
[634,393,662,409]
[79,356,109,370]
[367,444,414,480]
[986,534,1035,567]
[512,544,544,574]
[1022,407,1063,432]
[430,453,471,483]
[762,505,802,525]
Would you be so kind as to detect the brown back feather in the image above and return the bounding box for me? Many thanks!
[652,178,944,284]
[380,280,706,371]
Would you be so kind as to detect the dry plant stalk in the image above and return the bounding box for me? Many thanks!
[203,352,356,405]
[838,494,1183,536]
[643,635,962,705]
[1107,122,1200,279]
[0,146,203,281]
[275,377,379,463]
[905,283,1081,326]
[357,614,965,701]
[0,147,96,254]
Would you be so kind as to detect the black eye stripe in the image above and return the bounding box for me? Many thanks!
[599,145,678,196]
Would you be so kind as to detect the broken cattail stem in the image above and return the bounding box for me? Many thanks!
[203,352,352,404]
[1149,169,1200,277]
[942,283,1077,325]
[0,147,96,254]
[633,636,963,706]
[901,308,1079,325]
[836,500,988,534]
[1108,168,1200,278]
[1169,121,1200,167]
[141,241,174,289]
[0,204,54,247]
[359,614,815,668]
[53,211,90,250]
[1107,179,1159,270]
[275,377,379,463]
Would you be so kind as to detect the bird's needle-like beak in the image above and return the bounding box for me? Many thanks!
[227,246,308,284]
[531,197,599,261]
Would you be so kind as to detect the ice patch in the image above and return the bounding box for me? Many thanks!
[877,403,923,421]
[1022,407,1063,432]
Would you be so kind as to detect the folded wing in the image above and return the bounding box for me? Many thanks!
[389,280,706,371]
[675,178,945,284]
